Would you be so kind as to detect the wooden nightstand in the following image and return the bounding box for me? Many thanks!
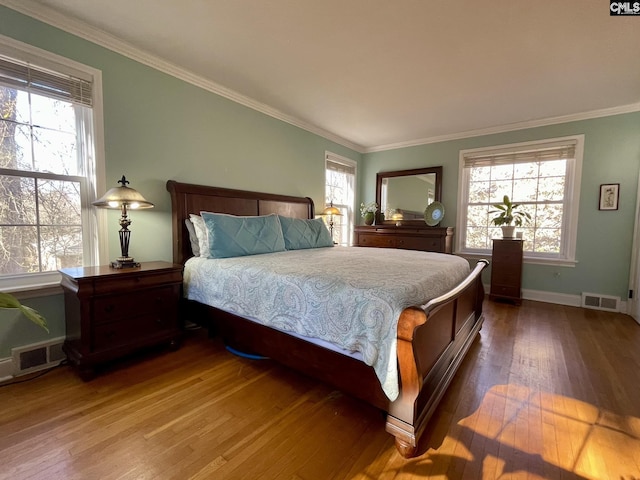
[60,261,183,380]
[489,239,523,305]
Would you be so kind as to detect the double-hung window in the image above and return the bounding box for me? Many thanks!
[0,38,104,290]
[325,152,356,246]
[457,135,583,265]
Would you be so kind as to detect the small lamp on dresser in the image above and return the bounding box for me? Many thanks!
[93,175,154,269]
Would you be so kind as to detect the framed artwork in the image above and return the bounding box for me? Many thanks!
[599,183,619,211]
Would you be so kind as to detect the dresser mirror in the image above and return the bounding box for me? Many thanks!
[375,166,442,225]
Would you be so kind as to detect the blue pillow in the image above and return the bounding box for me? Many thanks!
[278,216,334,250]
[201,212,286,258]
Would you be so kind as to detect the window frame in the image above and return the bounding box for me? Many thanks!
[0,34,107,292]
[324,151,357,246]
[456,135,584,266]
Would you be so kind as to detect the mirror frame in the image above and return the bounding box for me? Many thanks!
[375,166,443,225]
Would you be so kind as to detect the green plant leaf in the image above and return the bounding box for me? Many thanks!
[0,292,21,309]
[19,305,49,332]
[0,292,49,332]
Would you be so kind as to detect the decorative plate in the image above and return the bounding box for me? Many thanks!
[424,201,445,226]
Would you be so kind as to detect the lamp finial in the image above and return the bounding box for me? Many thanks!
[117,175,129,187]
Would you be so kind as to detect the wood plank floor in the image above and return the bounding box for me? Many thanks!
[1,299,640,480]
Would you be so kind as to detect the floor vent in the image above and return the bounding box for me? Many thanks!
[12,337,66,376]
[581,293,620,312]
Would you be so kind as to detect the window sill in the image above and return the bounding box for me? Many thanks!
[0,272,63,299]
[457,251,578,267]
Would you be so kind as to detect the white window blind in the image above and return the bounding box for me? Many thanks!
[0,55,93,107]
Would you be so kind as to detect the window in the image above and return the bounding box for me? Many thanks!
[325,152,356,246]
[457,135,583,265]
[0,37,104,290]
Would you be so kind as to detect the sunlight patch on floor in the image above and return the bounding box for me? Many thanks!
[418,384,640,479]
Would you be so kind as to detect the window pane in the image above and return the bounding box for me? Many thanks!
[31,95,76,133]
[0,175,36,224]
[0,225,38,274]
[33,127,77,175]
[533,228,562,253]
[40,225,82,270]
[468,181,490,204]
[537,176,565,201]
[0,86,29,124]
[0,121,32,170]
[466,226,489,249]
[38,179,81,225]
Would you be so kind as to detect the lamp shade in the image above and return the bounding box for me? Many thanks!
[321,205,341,216]
[93,176,154,209]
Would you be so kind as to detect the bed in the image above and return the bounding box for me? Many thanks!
[167,180,489,458]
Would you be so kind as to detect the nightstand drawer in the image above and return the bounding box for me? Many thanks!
[92,270,182,295]
[92,312,177,351]
[92,285,179,325]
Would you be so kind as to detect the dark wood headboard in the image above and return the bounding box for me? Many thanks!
[166,180,315,265]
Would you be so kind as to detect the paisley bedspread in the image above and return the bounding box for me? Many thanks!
[183,246,470,400]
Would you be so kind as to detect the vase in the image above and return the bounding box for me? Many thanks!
[364,212,375,225]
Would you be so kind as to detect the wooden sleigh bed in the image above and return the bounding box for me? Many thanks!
[167,180,489,458]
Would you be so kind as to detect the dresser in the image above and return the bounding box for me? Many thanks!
[353,225,454,254]
[489,239,523,304]
[60,261,183,379]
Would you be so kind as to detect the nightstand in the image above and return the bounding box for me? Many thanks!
[60,261,183,380]
[489,239,523,305]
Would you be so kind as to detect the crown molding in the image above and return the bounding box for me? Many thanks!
[365,102,640,153]
[0,0,365,153]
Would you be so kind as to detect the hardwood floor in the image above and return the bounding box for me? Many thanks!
[1,299,639,480]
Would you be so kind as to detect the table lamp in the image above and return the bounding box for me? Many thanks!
[93,175,154,268]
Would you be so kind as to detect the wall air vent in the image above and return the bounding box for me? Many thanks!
[11,337,66,376]
[581,293,620,312]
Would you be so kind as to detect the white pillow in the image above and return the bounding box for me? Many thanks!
[189,214,210,258]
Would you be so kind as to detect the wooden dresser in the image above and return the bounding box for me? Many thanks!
[489,239,523,304]
[353,225,454,254]
[60,261,183,379]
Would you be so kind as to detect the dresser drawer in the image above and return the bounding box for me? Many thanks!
[92,285,180,325]
[358,233,396,248]
[491,284,520,299]
[396,236,441,252]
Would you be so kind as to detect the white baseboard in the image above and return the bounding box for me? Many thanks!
[486,284,628,312]
[0,357,14,382]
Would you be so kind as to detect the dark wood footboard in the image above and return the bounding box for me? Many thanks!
[387,259,488,457]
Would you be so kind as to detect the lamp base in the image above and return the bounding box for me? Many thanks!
[110,257,140,269]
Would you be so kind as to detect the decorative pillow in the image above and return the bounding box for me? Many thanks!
[189,214,210,258]
[201,212,286,259]
[184,218,201,257]
[278,216,334,250]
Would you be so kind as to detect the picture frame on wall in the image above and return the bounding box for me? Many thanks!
[599,183,619,211]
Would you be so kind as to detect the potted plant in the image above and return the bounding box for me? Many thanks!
[0,292,48,332]
[360,201,378,226]
[489,195,531,238]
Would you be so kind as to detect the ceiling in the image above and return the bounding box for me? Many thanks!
[6,0,640,152]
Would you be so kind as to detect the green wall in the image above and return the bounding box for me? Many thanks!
[361,112,640,300]
[1,6,638,360]
[0,6,360,358]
